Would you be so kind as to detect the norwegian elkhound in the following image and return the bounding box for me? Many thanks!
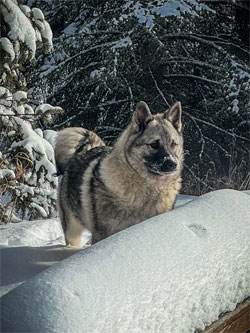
[55,101,183,246]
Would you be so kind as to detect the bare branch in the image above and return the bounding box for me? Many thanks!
[45,40,129,75]
[149,67,171,107]
[183,163,214,191]
[163,74,222,85]
[163,33,228,56]
[164,59,222,71]
[185,113,250,143]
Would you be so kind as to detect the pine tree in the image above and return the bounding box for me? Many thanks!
[0,0,62,222]
[28,0,250,193]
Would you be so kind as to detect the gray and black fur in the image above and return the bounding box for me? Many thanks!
[55,101,184,246]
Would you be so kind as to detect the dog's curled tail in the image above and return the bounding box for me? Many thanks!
[54,127,105,175]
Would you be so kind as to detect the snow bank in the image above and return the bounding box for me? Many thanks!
[0,218,64,247]
[1,189,250,332]
[0,195,192,247]
[0,195,191,296]
[0,245,79,298]
[0,218,90,297]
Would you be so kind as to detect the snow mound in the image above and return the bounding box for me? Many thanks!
[1,189,250,332]
[0,219,64,247]
[0,245,79,298]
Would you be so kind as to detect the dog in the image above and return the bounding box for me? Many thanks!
[55,101,184,246]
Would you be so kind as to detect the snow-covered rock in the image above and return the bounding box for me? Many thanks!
[1,189,250,332]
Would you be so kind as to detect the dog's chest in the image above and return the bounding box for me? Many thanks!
[98,184,175,222]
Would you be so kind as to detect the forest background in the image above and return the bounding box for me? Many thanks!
[0,0,249,222]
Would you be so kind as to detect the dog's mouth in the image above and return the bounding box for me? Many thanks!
[147,167,164,176]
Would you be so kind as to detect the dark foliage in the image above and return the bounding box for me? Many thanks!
[27,0,250,193]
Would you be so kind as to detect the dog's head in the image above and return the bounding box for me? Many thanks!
[124,101,183,178]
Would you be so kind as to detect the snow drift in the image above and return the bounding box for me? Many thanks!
[1,189,250,332]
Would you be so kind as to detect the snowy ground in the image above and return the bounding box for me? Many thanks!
[1,190,250,332]
[0,195,194,297]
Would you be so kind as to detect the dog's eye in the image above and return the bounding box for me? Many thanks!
[171,140,177,148]
[149,141,160,149]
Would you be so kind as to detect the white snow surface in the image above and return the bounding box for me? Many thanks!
[43,129,58,148]
[1,190,250,333]
[0,218,64,248]
[1,0,37,59]
[0,0,53,60]
[0,37,15,61]
[13,90,27,102]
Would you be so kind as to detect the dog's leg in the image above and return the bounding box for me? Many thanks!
[64,213,85,247]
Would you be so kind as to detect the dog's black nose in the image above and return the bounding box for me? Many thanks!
[161,158,177,172]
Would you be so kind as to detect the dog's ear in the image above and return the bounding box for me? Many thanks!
[132,101,153,131]
[164,102,182,132]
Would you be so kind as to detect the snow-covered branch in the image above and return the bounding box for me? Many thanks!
[0,1,58,222]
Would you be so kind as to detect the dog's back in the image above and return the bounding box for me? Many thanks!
[54,127,105,175]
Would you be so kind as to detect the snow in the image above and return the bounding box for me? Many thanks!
[0,218,89,297]
[122,0,214,29]
[0,218,64,248]
[0,86,9,98]
[0,169,15,179]
[63,23,78,35]
[43,129,58,148]
[1,0,37,59]
[20,4,31,17]
[11,117,55,166]
[111,36,132,51]
[90,67,106,78]
[13,90,27,103]
[35,103,63,115]
[0,37,15,61]
[0,87,58,220]
[34,18,53,54]
[32,7,45,20]
[35,104,63,124]
[0,0,53,61]
[1,190,250,332]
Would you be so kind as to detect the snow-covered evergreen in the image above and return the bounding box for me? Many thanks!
[0,0,61,222]
[27,0,250,193]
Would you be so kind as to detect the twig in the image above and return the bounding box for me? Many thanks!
[163,74,222,86]
[184,163,214,191]
[149,67,171,107]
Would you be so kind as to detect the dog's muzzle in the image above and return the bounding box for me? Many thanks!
[145,155,178,175]
[160,156,177,172]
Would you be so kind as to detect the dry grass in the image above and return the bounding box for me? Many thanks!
[182,155,250,196]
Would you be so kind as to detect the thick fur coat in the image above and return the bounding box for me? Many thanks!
[55,101,184,246]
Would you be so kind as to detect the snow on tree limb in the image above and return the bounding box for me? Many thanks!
[1,0,37,60]
[0,1,57,222]
[0,0,53,86]
[0,37,15,62]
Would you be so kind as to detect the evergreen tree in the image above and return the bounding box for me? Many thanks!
[28,0,250,193]
[0,0,62,222]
